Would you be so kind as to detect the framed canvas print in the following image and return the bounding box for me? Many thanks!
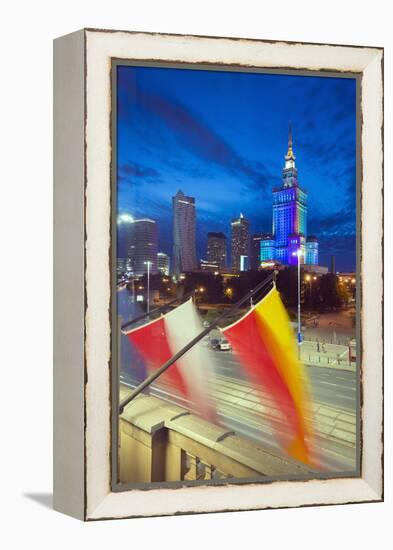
[53,29,383,520]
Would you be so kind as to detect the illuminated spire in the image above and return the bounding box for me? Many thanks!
[285,122,296,162]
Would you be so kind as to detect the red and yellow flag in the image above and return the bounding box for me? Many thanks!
[222,286,314,465]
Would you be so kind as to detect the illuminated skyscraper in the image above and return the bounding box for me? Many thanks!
[270,125,318,266]
[207,232,227,270]
[117,213,134,275]
[231,213,249,272]
[129,218,158,276]
[172,190,198,275]
[157,252,170,276]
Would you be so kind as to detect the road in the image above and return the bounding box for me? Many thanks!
[120,342,358,474]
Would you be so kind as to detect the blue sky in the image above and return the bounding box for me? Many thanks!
[117,65,357,271]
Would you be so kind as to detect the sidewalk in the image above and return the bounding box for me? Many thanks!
[303,358,356,373]
[301,340,356,372]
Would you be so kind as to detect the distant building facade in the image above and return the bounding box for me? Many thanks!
[231,213,249,272]
[172,190,198,275]
[129,218,158,277]
[200,259,220,272]
[250,234,263,270]
[239,254,249,272]
[207,232,227,270]
[259,233,276,263]
[157,252,170,276]
[117,213,134,275]
[305,236,319,265]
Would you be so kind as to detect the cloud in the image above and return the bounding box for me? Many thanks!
[119,162,161,179]
[134,87,272,190]
[309,206,355,235]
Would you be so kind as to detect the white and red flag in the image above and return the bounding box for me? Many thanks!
[123,299,216,421]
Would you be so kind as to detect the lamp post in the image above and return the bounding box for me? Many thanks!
[293,249,304,358]
[144,260,152,314]
[225,287,233,301]
[305,274,311,305]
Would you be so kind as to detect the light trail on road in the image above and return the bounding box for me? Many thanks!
[120,342,358,473]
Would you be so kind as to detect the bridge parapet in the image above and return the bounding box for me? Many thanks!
[119,387,314,484]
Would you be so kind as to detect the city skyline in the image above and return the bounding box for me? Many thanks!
[117,65,356,271]
[117,132,325,273]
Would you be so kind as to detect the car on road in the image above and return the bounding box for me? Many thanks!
[217,338,232,351]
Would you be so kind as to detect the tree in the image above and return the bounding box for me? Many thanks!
[276,267,298,307]
[181,272,223,303]
[230,270,272,303]
[338,281,351,306]
[318,274,343,310]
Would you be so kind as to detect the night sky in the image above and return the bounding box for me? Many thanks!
[117,65,357,272]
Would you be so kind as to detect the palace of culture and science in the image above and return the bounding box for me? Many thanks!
[260,126,319,267]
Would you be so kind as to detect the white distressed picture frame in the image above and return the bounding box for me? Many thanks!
[53,29,383,521]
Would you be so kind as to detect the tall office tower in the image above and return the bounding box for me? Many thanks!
[172,190,198,275]
[117,213,134,275]
[231,213,249,272]
[207,232,227,270]
[157,252,170,276]
[272,125,309,265]
[306,236,319,265]
[129,218,158,277]
[330,254,336,274]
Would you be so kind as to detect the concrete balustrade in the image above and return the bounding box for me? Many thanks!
[118,386,314,485]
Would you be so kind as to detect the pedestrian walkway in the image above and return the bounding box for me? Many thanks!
[303,357,356,373]
[301,340,356,372]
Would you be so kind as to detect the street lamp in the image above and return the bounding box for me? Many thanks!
[144,260,152,314]
[305,274,311,307]
[305,274,317,305]
[225,287,233,299]
[292,249,304,358]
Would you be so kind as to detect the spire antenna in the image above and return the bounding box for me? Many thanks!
[285,121,295,163]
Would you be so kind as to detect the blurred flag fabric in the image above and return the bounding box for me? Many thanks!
[123,299,216,421]
[221,286,314,466]
[117,287,147,384]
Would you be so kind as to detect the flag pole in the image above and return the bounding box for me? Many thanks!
[120,292,193,332]
[119,272,276,413]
